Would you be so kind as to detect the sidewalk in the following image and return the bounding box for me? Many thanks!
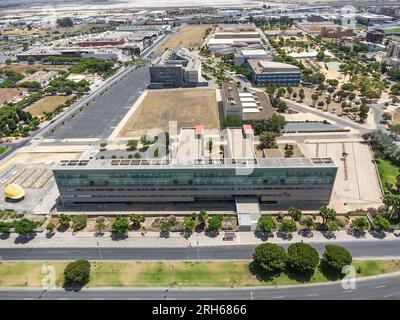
[0,230,399,248]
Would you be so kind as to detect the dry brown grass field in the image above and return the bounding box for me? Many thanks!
[117,88,219,138]
[158,24,212,51]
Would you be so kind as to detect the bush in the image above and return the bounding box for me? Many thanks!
[253,243,287,274]
[280,219,297,233]
[351,217,369,232]
[46,222,55,232]
[183,217,195,232]
[71,215,87,231]
[325,220,339,232]
[257,215,276,233]
[112,217,129,234]
[130,214,145,228]
[288,207,302,221]
[322,245,352,272]
[287,243,319,274]
[14,219,37,235]
[276,212,284,222]
[160,220,172,233]
[59,214,70,227]
[208,215,223,232]
[372,215,390,232]
[0,221,12,233]
[63,259,91,286]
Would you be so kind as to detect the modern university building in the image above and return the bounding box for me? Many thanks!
[53,126,337,209]
[247,60,302,86]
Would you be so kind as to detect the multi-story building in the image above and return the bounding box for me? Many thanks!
[149,48,206,88]
[320,26,354,39]
[247,60,302,86]
[220,82,274,120]
[233,49,273,66]
[53,126,337,208]
[366,30,385,44]
[385,42,400,66]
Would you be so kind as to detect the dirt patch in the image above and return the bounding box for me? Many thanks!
[159,24,212,51]
[117,88,219,138]
[25,95,74,117]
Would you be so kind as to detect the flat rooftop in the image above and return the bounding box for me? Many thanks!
[248,60,301,75]
[55,157,336,170]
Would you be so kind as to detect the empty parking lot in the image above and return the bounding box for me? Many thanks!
[46,66,150,139]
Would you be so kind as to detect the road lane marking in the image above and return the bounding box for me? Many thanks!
[375,285,386,289]
[383,294,393,298]
[341,290,353,293]
[272,296,284,299]
[307,294,319,297]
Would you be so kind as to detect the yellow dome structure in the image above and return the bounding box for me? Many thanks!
[4,184,25,200]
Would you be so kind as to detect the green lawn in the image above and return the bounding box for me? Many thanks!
[0,260,399,287]
[376,158,400,189]
[0,146,9,155]
[386,28,400,34]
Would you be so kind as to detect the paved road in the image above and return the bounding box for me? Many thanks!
[1,273,400,300]
[46,66,149,139]
[1,240,400,260]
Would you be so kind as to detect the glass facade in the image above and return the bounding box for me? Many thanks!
[54,165,337,205]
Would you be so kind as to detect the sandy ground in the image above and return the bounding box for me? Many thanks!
[116,88,220,138]
[300,141,382,212]
[25,95,74,117]
[158,24,212,51]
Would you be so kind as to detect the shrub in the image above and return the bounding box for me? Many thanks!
[287,243,319,274]
[288,207,302,221]
[208,215,223,232]
[322,245,352,272]
[14,219,37,235]
[301,217,316,231]
[257,215,276,233]
[351,217,369,232]
[183,217,195,232]
[59,214,70,227]
[325,220,339,232]
[71,215,87,231]
[112,217,129,234]
[372,215,390,232]
[130,214,145,228]
[280,219,297,233]
[0,222,12,233]
[253,243,287,274]
[160,220,172,233]
[198,210,208,222]
[63,259,91,286]
[46,222,55,232]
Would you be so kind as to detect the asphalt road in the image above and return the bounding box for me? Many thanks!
[1,240,400,261]
[1,273,400,300]
[46,66,149,139]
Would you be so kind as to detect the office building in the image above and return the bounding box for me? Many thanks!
[149,48,206,88]
[366,30,385,44]
[247,60,302,86]
[53,125,337,208]
[220,82,274,120]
